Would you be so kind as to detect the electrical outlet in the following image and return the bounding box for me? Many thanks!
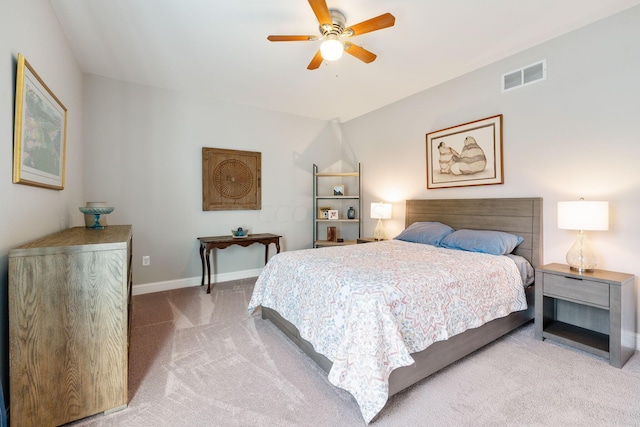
[142,256,150,266]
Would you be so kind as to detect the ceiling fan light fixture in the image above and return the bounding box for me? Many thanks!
[267,3,395,69]
[320,38,343,61]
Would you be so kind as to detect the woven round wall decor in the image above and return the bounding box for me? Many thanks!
[213,159,253,199]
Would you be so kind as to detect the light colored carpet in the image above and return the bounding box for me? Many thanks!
[69,279,640,426]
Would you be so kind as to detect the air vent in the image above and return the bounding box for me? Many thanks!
[502,60,546,92]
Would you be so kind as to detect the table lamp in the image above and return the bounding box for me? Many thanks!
[371,202,392,241]
[557,199,609,272]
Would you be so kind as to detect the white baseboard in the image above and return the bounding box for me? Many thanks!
[132,267,264,296]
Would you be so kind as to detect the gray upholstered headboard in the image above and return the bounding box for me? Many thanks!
[405,198,543,268]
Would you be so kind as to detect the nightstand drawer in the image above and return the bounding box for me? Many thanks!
[544,274,609,308]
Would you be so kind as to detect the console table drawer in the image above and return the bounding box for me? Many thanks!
[544,274,609,308]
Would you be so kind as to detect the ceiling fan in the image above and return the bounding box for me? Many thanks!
[267,0,395,70]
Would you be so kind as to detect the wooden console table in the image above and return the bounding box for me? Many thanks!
[198,233,281,293]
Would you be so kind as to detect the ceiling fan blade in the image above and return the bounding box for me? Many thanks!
[346,13,395,36]
[308,0,332,27]
[267,35,316,42]
[344,42,377,63]
[307,50,324,70]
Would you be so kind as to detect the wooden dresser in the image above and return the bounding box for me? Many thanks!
[9,225,133,426]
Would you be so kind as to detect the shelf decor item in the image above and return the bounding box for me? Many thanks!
[327,210,339,220]
[79,206,114,229]
[318,206,330,219]
[557,199,609,272]
[371,202,392,240]
[13,54,67,190]
[327,226,337,242]
[333,185,345,196]
[348,206,356,219]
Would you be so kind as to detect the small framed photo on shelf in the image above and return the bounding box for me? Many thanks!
[333,185,345,196]
[318,206,330,219]
[327,226,337,242]
[327,210,339,219]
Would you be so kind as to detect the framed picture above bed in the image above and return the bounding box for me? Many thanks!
[426,114,503,189]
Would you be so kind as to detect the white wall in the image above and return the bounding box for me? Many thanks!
[343,7,640,334]
[82,75,340,287]
[0,0,84,414]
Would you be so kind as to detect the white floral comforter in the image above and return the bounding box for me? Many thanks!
[247,240,527,423]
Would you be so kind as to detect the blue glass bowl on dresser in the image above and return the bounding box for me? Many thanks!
[79,207,114,229]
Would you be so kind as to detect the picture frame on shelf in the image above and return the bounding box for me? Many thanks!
[13,53,67,190]
[327,210,339,220]
[333,185,345,196]
[425,114,503,189]
[327,226,337,242]
[318,206,331,219]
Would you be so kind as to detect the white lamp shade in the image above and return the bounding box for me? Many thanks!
[320,39,344,61]
[557,200,609,231]
[371,202,392,219]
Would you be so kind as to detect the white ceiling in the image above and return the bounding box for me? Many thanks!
[51,0,640,122]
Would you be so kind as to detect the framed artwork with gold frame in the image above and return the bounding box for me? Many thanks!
[13,53,67,190]
[202,147,261,210]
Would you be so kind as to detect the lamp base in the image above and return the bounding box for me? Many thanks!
[569,266,594,273]
[373,218,386,241]
[566,230,597,274]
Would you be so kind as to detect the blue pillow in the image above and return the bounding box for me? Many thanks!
[394,222,454,246]
[439,229,524,255]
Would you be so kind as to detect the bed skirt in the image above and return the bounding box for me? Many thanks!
[261,284,535,399]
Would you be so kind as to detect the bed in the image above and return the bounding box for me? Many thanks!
[248,197,542,423]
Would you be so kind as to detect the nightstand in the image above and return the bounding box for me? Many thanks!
[535,263,635,368]
[357,238,385,244]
